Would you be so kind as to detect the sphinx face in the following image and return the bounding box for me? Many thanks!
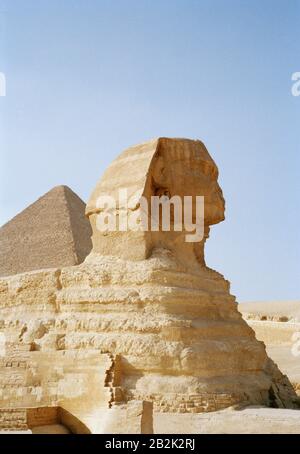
[150,139,225,227]
[85,138,225,263]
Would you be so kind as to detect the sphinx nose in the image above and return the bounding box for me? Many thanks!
[219,188,225,207]
[211,182,225,206]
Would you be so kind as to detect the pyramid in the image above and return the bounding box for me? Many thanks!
[0,185,92,277]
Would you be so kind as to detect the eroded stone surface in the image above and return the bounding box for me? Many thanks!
[0,138,298,433]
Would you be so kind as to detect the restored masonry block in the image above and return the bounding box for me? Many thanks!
[0,409,28,431]
[0,138,298,432]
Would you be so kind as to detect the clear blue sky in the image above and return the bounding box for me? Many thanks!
[0,0,299,302]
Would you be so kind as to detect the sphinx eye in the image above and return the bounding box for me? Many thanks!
[154,187,170,197]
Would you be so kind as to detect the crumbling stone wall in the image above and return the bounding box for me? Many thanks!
[0,408,28,431]
[126,391,247,413]
[0,346,115,410]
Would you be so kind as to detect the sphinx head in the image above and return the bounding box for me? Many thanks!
[86,138,225,268]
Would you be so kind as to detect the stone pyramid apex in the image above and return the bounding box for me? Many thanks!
[0,185,92,277]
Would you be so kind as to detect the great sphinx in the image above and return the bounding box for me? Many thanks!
[0,138,298,432]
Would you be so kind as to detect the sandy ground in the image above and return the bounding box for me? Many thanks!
[3,409,300,434]
[155,406,300,434]
[31,424,71,434]
[241,300,300,321]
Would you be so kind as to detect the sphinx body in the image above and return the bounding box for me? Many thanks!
[0,139,298,431]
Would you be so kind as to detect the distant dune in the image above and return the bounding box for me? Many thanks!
[240,300,300,322]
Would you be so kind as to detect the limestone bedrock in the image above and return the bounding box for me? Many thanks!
[0,138,298,427]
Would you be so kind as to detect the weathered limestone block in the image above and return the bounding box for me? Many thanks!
[126,400,153,434]
[0,408,28,431]
[0,348,115,416]
[89,400,153,434]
